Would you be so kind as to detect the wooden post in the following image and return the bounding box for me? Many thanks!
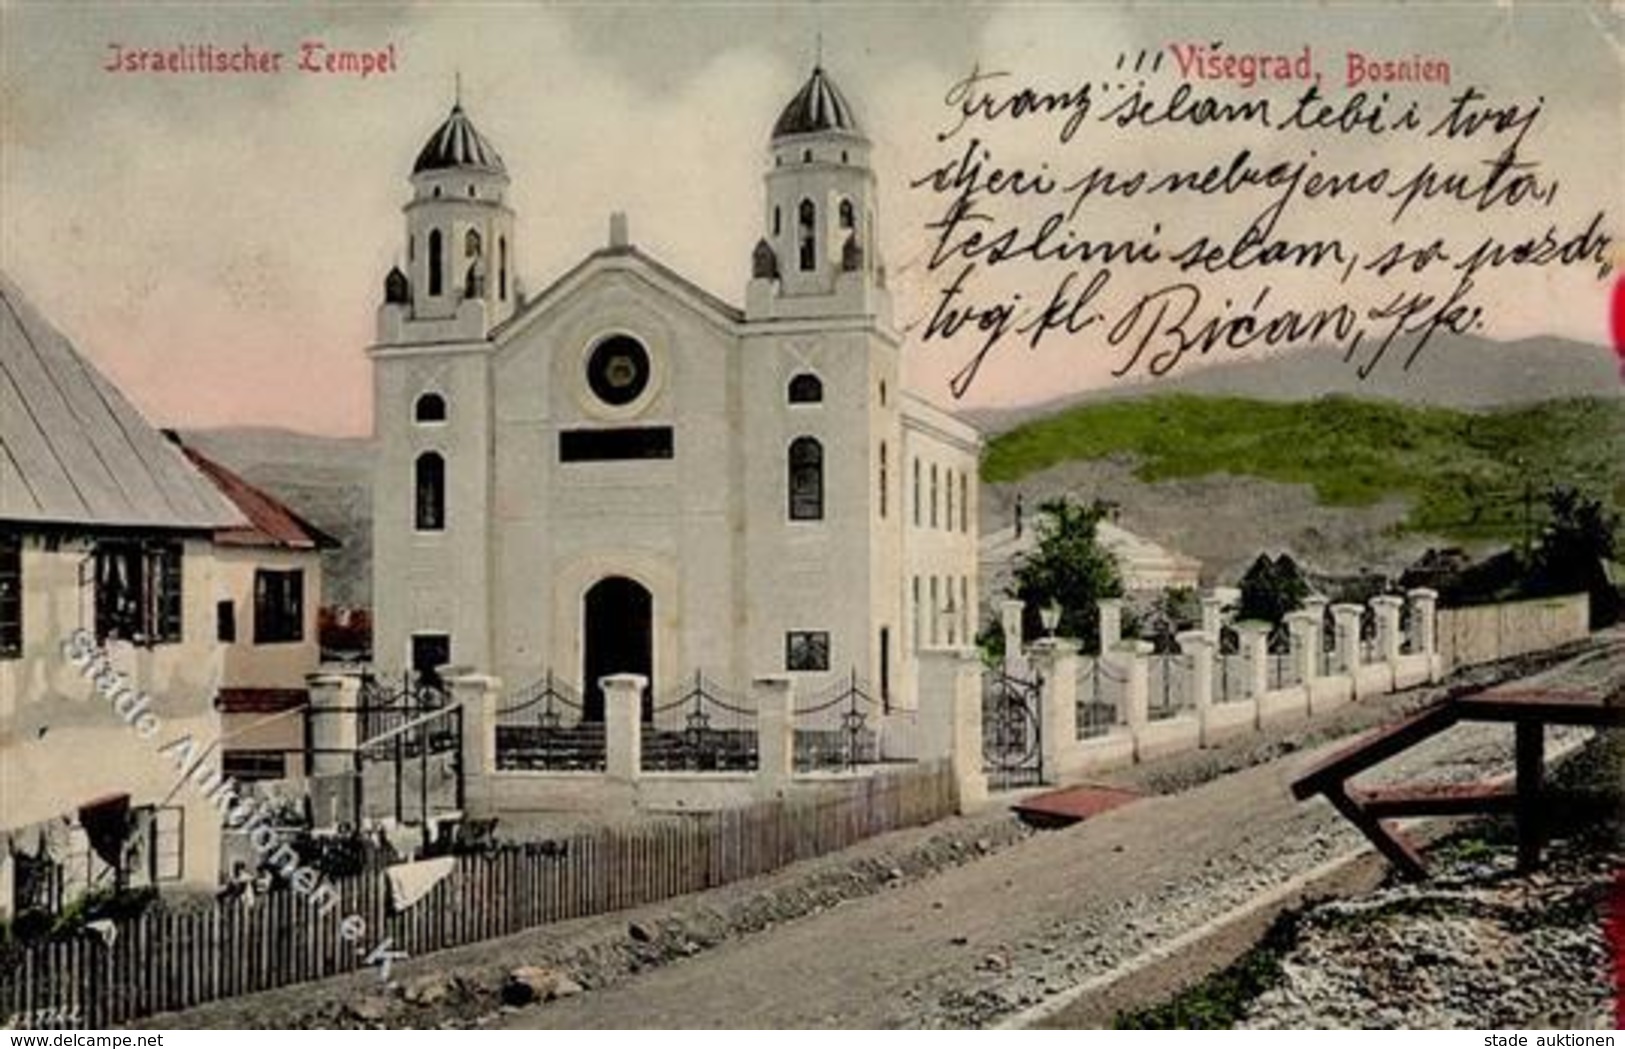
[1515,720,1544,873]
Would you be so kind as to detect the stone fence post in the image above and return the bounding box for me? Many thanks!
[919,648,987,811]
[447,672,501,818]
[1407,587,1441,682]
[1371,595,1404,665]
[1177,630,1215,741]
[1200,593,1224,645]
[1332,603,1364,678]
[754,675,795,792]
[1236,621,1270,700]
[603,674,647,785]
[1114,639,1153,732]
[1000,599,1025,665]
[306,668,362,829]
[1097,599,1123,655]
[1030,638,1079,779]
[1285,610,1319,684]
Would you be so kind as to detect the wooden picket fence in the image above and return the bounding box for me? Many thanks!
[0,761,957,1028]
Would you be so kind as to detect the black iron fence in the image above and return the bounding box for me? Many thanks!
[792,669,891,772]
[641,671,760,773]
[495,671,606,772]
[1075,656,1126,738]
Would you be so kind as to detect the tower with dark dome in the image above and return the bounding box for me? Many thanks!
[748,65,887,322]
[382,98,518,339]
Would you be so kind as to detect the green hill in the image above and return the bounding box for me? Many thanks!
[982,394,1625,543]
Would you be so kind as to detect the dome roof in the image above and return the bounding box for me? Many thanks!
[413,103,506,176]
[772,66,862,139]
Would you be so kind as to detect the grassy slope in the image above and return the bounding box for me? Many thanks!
[982,394,1625,543]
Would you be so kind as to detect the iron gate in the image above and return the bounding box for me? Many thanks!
[982,667,1043,789]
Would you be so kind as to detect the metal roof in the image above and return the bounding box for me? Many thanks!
[179,442,339,550]
[413,102,506,176]
[772,66,863,139]
[0,271,246,531]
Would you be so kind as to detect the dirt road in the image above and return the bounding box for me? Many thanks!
[502,641,1622,1029]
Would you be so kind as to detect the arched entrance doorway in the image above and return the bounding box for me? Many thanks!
[582,576,653,721]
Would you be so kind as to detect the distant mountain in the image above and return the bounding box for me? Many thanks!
[963,334,1622,436]
[180,427,374,606]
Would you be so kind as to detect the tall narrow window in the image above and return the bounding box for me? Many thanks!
[878,442,888,519]
[499,236,508,300]
[912,458,921,526]
[912,576,921,651]
[946,469,954,531]
[0,534,19,659]
[798,199,816,272]
[788,437,824,521]
[929,576,940,646]
[960,471,969,532]
[773,206,782,236]
[961,576,970,642]
[464,229,482,259]
[415,452,445,531]
[428,228,444,297]
[839,199,856,230]
[930,464,939,528]
[408,235,415,263]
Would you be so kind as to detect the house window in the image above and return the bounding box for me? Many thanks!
[153,807,183,883]
[930,464,939,528]
[878,442,888,519]
[414,392,447,423]
[798,199,816,272]
[0,534,19,659]
[216,600,236,643]
[428,228,444,296]
[961,576,971,641]
[222,750,286,782]
[960,471,969,532]
[788,437,824,521]
[93,541,181,645]
[253,569,304,644]
[788,373,823,404]
[412,633,451,685]
[415,452,445,531]
[786,630,830,672]
[946,470,954,531]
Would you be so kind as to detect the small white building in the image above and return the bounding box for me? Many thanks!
[980,518,1204,612]
[0,273,236,915]
[370,67,981,714]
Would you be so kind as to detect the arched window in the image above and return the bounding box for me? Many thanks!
[499,237,508,300]
[798,199,816,272]
[787,373,823,404]
[415,452,445,531]
[465,229,482,259]
[428,229,444,297]
[802,148,813,163]
[414,393,447,424]
[788,437,823,521]
[879,441,888,519]
[839,199,856,230]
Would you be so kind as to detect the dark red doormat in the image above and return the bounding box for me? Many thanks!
[1012,784,1143,829]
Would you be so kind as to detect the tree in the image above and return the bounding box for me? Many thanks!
[1001,497,1124,652]
[1236,553,1310,626]
[1528,486,1621,626]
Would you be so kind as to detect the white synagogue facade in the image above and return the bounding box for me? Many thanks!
[369,66,981,716]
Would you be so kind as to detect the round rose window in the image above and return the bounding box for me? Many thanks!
[586,335,651,407]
